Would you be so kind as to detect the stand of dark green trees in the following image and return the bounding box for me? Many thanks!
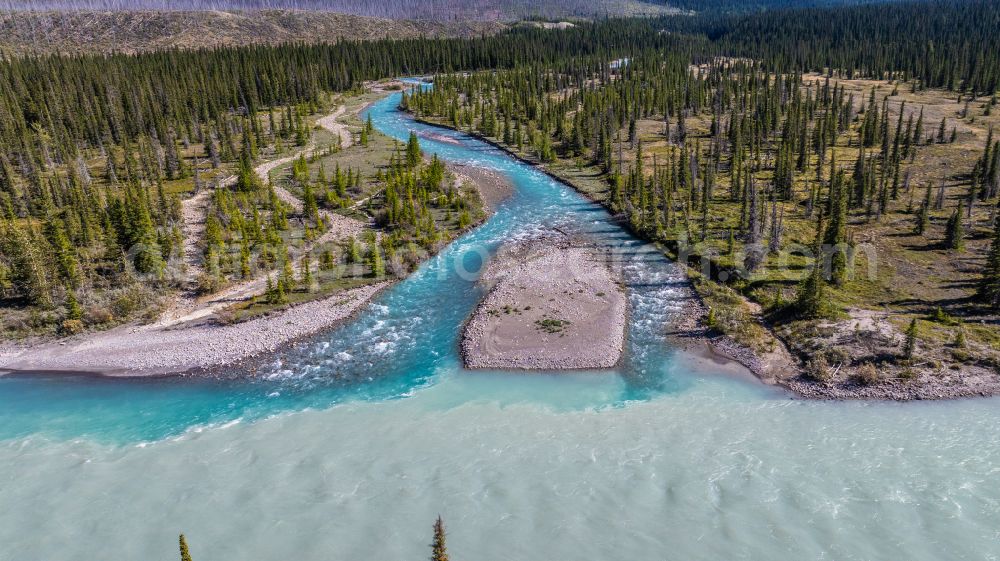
[406,17,1000,320]
[2,0,999,334]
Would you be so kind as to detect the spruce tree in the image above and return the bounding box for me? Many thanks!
[65,290,82,321]
[369,245,385,277]
[275,277,287,304]
[300,253,314,292]
[240,242,252,279]
[431,516,449,561]
[320,248,335,271]
[944,203,965,251]
[914,201,929,235]
[978,215,1000,307]
[2,221,52,308]
[179,534,193,561]
[236,152,261,192]
[825,172,849,285]
[406,132,422,169]
[796,209,829,317]
[903,318,918,360]
[280,251,295,292]
[265,275,276,304]
[348,237,361,264]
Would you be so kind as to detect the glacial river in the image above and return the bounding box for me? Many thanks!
[1,90,999,561]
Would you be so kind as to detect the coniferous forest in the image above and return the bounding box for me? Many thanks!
[403,0,1000,392]
[8,2,1000,559]
[1,0,999,395]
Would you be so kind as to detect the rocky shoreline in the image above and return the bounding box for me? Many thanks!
[669,290,1000,401]
[0,282,392,378]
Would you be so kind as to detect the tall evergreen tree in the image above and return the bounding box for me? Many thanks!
[979,215,1000,307]
[903,318,919,360]
[795,211,828,318]
[179,534,193,561]
[406,132,422,169]
[431,516,449,561]
[944,203,965,251]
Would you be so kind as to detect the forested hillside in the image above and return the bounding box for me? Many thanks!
[0,10,504,55]
[404,0,1000,397]
[1,0,678,21]
[663,0,1000,93]
[1,0,898,18]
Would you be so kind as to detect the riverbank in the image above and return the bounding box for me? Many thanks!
[663,290,798,386]
[410,112,1000,401]
[462,233,627,370]
[0,282,391,377]
[413,116,800,384]
[0,93,519,378]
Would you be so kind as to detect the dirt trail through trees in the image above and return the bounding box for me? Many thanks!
[166,105,367,326]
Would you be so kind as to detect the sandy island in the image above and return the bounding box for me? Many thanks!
[462,233,627,370]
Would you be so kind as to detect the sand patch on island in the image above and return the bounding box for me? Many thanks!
[450,163,514,212]
[462,233,627,370]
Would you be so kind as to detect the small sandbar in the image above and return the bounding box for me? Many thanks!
[462,234,627,370]
[450,163,514,211]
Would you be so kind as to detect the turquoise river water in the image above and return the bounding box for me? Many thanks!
[1,90,999,561]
